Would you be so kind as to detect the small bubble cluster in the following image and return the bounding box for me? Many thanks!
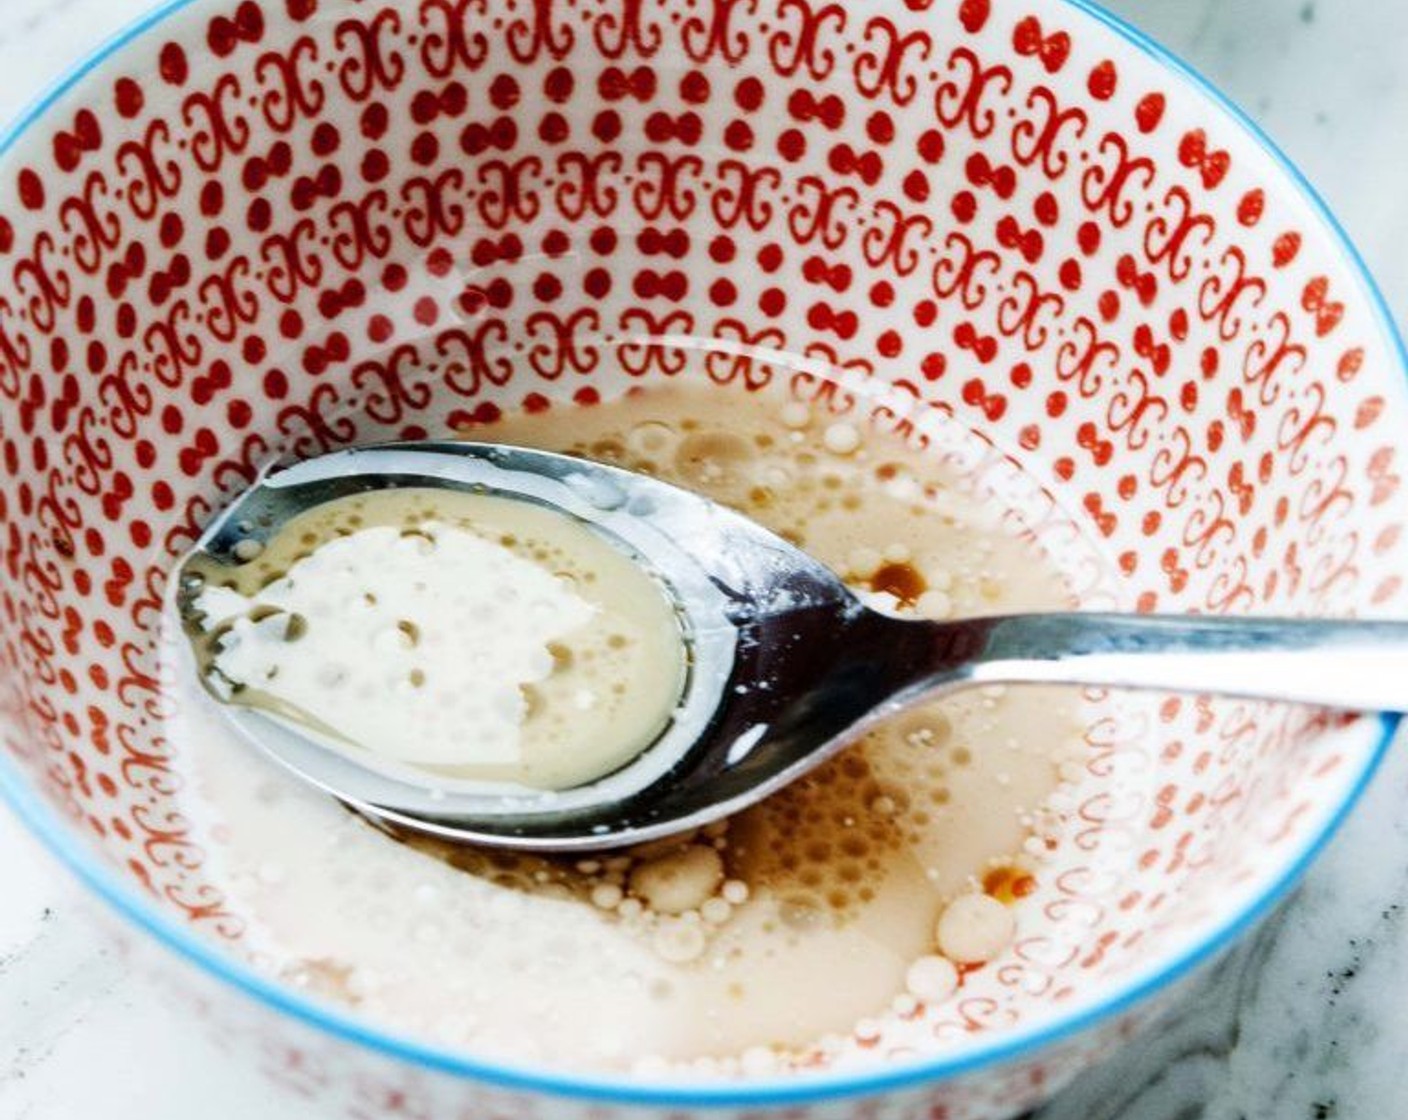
[400,824,749,966]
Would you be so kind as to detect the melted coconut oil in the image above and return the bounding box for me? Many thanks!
[164,381,1088,1076]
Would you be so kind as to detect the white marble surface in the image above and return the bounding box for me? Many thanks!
[2,1,1408,1117]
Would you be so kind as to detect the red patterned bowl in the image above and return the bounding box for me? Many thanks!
[1,0,1405,1117]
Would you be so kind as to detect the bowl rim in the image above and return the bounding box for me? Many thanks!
[0,0,1404,1107]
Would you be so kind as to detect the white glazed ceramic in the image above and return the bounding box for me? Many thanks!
[0,0,1405,1116]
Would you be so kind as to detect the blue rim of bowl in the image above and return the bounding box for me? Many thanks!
[0,0,1404,1108]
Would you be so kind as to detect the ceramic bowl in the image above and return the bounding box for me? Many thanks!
[1,0,1405,1116]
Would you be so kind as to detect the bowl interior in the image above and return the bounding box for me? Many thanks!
[0,0,1405,1091]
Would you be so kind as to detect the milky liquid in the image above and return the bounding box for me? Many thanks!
[163,382,1087,1076]
[182,490,686,790]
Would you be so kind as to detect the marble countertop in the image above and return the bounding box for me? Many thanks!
[3,0,1407,1117]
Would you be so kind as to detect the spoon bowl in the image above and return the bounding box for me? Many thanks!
[178,442,1408,851]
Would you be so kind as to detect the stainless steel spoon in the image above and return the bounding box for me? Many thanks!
[175,440,1408,852]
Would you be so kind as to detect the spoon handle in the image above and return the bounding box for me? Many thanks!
[963,613,1408,712]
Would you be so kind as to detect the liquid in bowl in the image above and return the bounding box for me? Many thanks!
[162,379,1094,1076]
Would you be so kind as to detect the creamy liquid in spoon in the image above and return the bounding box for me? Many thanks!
[184,490,686,790]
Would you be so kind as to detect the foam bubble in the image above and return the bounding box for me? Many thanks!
[904,955,960,1003]
[628,845,724,915]
[935,893,1016,964]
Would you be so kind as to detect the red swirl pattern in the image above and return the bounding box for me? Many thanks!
[0,0,1405,1115]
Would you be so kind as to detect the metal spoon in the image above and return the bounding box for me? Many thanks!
[176,440,1408,852]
